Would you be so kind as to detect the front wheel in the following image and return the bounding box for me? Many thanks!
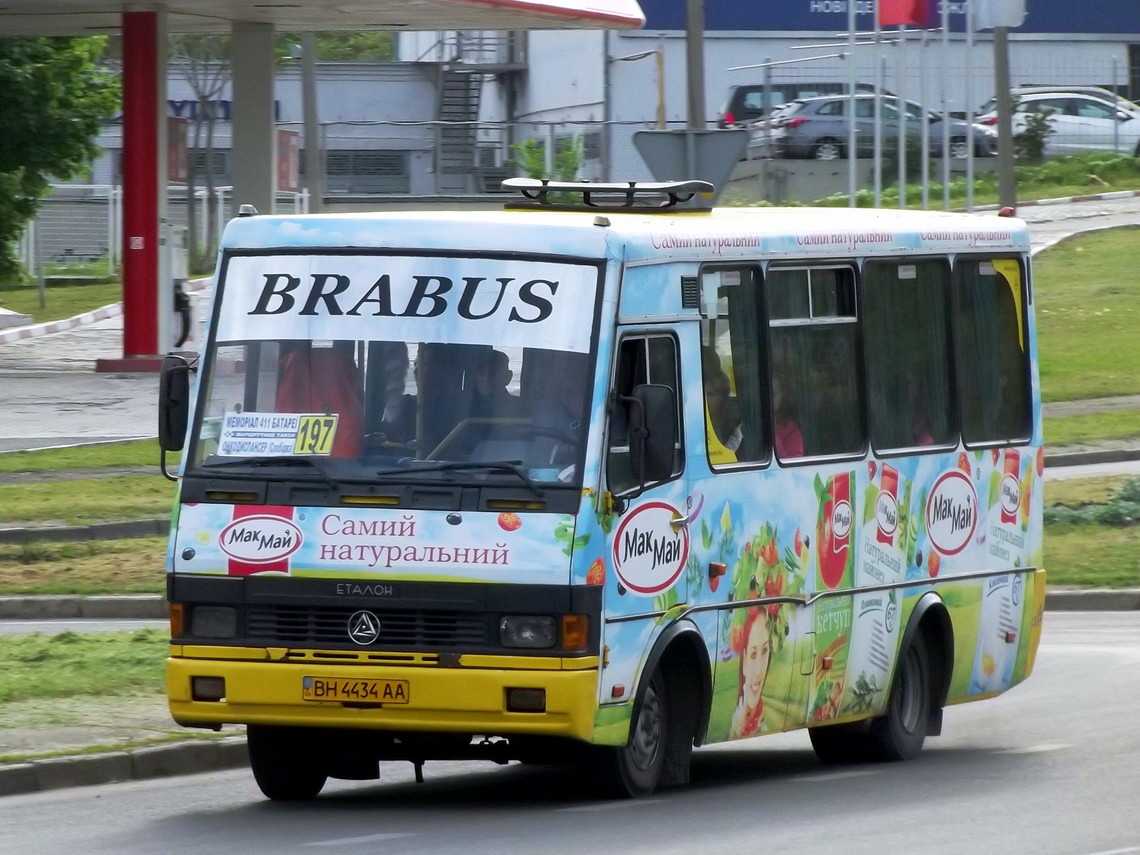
[867,633,932,761]
[812,138,844,160]
[593,672,667,797]
[948,138,971,160]
[248,725,328,801]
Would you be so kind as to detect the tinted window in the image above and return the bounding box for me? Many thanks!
[953,258,1031,444]
[767,267,863,460]
[863,260,955,451]
[701,267,769,467]
[607,335,683,492]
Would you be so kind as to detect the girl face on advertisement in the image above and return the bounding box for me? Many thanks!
[742,617,772,709]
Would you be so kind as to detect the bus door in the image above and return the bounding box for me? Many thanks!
[599,331,691,706]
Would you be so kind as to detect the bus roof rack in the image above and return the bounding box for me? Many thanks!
[501,178,715,212]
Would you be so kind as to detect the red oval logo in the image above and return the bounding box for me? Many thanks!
[612,501,690,595]
[925,470,978,557]
[219,515,303,564]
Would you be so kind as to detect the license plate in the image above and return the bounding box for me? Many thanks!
[302,676,409,704]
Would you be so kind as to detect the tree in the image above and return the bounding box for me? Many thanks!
[0,38,119,283]
[170,35,231,272]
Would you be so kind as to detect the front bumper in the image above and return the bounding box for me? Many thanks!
[167,648,600,743]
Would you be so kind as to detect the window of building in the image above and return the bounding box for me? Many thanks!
[607,334,683,493]
[863,259,955,452]
[700,266,769,467]
[766,266,863,460]
[953,257,1031,444]
[325,150,410,194]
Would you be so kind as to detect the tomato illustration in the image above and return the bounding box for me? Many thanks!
[928,551,941,578]
[991,448,1000,464]
[957,452,971,474]
[1036,446,1045,477]
[586,557,605,586]
[497,512,522,532]
[759,537,779,567]
[867,461,877,480]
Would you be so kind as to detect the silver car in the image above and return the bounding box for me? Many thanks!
[774,94,998,160]
[976,91,1140,156]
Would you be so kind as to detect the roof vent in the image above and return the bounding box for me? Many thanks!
[502,178,714,212]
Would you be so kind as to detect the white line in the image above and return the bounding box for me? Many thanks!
[1078,848,1140,855]
[995,744,1073,754]
[791,770,877,782]
[559,798,664,812]
[306,832,417,847]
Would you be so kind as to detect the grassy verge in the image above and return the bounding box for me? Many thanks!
[0,629,167,703]
[1044,526,1140,587]
[1044,411,1140,447]
[0,439,163,473]
[0,282,121,325]
[1034,227,1140,402]
[0,537,166,595]
[0,476,173,526]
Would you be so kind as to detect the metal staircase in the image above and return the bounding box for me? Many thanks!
[435,69,482,193]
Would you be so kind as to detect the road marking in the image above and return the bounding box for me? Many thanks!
[995,743,1073,754]
[306,833,417,846]
[1078,848,1140,855]
[791,770,877,782]
[559,799,664,812]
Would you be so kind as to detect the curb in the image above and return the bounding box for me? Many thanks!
[0,736,248,798]
[0,276,211,347]
[0,594,167,620]
[964,188,1140,214]
[1043,447,1140,467]
[0,518,169,545]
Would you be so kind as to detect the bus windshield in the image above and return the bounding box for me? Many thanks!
[188,252,600,487]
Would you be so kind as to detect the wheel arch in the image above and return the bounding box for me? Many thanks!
[636,618,713,746]
[899,591,954,735]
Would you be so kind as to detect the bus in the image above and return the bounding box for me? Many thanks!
[158,180,1044,800]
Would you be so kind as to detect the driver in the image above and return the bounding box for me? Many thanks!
[469,349,524,420]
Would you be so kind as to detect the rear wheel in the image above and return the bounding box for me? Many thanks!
[867,632,932,761]
[949,137,971,159]
[813,138,844,160]
[594,671,667,798]
[248,725,328,801]
[808,721,869,764]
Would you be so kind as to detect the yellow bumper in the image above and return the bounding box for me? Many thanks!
[167,650,600,743]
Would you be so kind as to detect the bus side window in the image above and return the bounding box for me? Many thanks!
[953,258,1031,444]
[766,266,864,460]
[607,334,683,493]
[863,260,955,452]
[700,266,769,467]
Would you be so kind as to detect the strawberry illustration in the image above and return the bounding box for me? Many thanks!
[586,557,605,586]
[1036,446,1045,477]
[958,452,971,474]
[928,551,941,578]
[868,460,877,480]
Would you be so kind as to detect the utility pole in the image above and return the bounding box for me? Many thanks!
[300,32,323,213]
[685,0,706,130]
[993,26,1017,209]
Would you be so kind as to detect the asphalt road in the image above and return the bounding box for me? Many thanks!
[1,612,1137,855]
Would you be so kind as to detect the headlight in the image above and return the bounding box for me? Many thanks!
[499,615,557,649]
[190,606,238,639]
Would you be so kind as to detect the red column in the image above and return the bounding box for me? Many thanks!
[100,10,161,370]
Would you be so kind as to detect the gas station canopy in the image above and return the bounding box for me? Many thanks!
[0,0,645,36]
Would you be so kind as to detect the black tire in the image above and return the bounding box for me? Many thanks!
[594,671,667,798]
[812,138,844,160]
[248,725,328,801]
[867,632,932,762]
[808,720,870,765]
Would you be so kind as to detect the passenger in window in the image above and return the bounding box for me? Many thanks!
[469,349,524,420]
[703,351,743,455]
[772,371,804,459]
[907,375,935,447]
[275,341,363,457]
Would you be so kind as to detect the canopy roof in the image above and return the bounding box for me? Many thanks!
[0,0,645,36]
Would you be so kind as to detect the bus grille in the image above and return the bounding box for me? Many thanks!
[245,605,489,649]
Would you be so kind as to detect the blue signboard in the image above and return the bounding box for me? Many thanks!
[644,0,1140,35]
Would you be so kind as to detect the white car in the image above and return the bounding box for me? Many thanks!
[977,91,1140,156]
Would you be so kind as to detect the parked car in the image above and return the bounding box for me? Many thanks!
[767,94,998,160]
[743,102,795,159]
[717,81,882,128]
[976,90,1140,156]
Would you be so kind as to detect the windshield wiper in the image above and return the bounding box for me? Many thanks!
[199,456,339,488]
[375,459,544,498]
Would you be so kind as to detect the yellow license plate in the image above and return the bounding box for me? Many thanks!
[302,676,409,704]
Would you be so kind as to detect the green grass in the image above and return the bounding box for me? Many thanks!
[0,439,165,473]
[1044,410,1140,446]
[0,630,167,703]
[1035,227,1140,402]
[1044,524,1140,587]
[1045,475,1130,508]
[0,477,174,526]
[0,537,167,595]
[0,281,121,325]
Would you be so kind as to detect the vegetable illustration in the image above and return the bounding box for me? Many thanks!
[497,512,522,532]
[586,557,605,586]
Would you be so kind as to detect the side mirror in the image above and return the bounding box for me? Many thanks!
[158,353,196,479]
[624,384,677,486]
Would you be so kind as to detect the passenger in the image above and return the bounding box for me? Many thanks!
[772,371,804,459]
[703,357,743,454]
[275,341,363,457]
